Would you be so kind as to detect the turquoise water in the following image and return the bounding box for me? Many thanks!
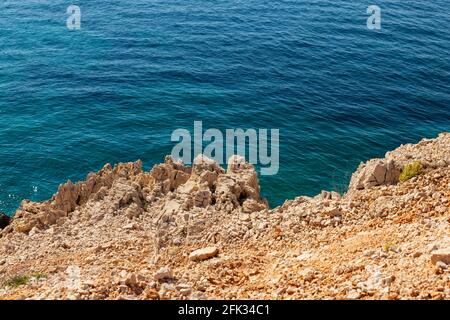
[0,1,449,214]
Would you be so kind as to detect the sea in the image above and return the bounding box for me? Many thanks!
[0,0,449,215]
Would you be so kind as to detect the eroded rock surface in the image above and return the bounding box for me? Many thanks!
[0,133,449,300]
[349,132,449,192]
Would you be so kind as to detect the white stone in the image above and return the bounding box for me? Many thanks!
[189,247,219,261]
[346,290,361,300]
[154,267,173,281]
[123,223,137,230]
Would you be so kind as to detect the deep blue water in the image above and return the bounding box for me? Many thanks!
[0,0,449,215]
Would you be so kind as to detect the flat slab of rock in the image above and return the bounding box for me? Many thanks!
[431,248,450,265]
[154,266,173,281]
[189,247,218,262]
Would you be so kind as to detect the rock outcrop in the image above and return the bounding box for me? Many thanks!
[348,132,450,192]
[349,159,401,191]
[0,133,449,300]
[5,154,268,246]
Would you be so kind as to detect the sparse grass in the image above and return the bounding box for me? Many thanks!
[3,275,30,288]
[3,273,46,288]
[399,161,422,182]
[383,241,399,252]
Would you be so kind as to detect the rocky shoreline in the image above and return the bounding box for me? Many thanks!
[0,133,449,300]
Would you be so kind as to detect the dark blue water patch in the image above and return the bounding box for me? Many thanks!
[0,0,449,214]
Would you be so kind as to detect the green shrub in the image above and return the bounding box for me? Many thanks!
[4,275,30,288]
[399,161,422,182]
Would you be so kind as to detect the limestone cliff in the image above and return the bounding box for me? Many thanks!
[0,133,449,300]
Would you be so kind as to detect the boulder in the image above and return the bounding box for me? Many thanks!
[349,159,401,191]
[242,199,266,213]
[154,267,174,282]
[189,247,219,262]
[431,248,450,265]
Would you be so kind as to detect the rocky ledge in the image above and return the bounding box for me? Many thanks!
[0,133,449,300]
